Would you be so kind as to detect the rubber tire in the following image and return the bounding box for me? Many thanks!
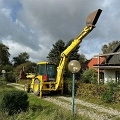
[33,79,40,96]
[24,83,30,93]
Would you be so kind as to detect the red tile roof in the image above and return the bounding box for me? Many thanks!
[88,57,105,69]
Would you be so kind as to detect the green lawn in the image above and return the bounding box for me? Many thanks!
[76,96,120,112]
[0,82,90,120]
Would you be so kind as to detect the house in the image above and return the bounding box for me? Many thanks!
[93,42,120,84]
[87,56,105,83]
[88,57,105,70]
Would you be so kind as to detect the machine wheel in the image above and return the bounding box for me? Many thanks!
[24,83,30,93]
[33,79,40,96]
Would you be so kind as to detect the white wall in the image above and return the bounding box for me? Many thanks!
[104,69,116,83]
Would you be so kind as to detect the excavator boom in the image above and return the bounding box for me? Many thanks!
[55,9,102,90]
[25,9,102,98]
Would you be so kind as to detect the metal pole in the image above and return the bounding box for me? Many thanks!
[72,73,75,119]
[98,55,100,85]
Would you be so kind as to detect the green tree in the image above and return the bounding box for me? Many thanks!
[47,39,87,80]
[65,39,80,62]
[64,39,87,80]
[2,64,14,72]
[13,52,29,66]
[65,39,87,63]
[47,39,65,65]
[78,53,87,63]
[0,43,10,66]
[102,40,120,54]
[47,39,87,66]
[15,62,36,76]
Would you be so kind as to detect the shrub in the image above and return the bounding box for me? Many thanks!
[106,81,117,91]
[5,72,16,83]
[101,90,114,103]
[0,77,7,85]
[0,90,29,115]
[63,79,80,95]
[82,68,97,84]
[76,83,107,99]
[101,81,119,103]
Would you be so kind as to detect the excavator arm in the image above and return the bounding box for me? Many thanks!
[55,9,102,90]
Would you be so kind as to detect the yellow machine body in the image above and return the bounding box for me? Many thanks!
[24,9,102,97]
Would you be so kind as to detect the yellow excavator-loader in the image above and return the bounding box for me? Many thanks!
[24,9,102,97]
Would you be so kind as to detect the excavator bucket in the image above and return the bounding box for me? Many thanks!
[86,9,102,27]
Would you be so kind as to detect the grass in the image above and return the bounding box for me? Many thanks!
[0,82,90,120]
[3,80,120,119]
[76,96,120,112]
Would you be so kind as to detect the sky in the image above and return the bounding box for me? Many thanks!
[0,0,120,63]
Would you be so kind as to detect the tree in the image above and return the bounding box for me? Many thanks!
[65,39,80,62]
[102,40,120,54]
[78,53,87,63]
[2,64,14,72]
[47,39,87,66]
[47,39,65,65]
[0,43,10,66]
[13,52,29,66]
[47,39,87,80]
[15,61,36,76]
[64,39,87,79]
[65,39,87,63]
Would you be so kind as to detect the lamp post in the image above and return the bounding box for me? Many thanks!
[2,69,6,78]
[68,60,81,119]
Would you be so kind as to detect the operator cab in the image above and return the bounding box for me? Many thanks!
[36,62,57,81]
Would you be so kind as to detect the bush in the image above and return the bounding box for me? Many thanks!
[107,81,118,91]
[76,83,107,99]
[5,72,16,83]
[82,68,97,84]
[0,90,29,115]
[0,77,7,85]
[63,79,80,95]
[101,90,114,103]
[101,81,119,103]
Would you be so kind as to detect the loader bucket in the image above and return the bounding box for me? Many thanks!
[86,9,102,27]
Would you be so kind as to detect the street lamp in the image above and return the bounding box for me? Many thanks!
[2,69,6,78]
[68,60,81,119]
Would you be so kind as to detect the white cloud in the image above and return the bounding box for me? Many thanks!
[2,38,48,63]
[101,0,112,7]
[0,0,120,63]
[15,19,26,30]
[1,8,12,19]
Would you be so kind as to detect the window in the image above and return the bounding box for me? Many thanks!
[36,64,46,75]
[116,71,120,84]
[47,64,57,78]
[35,64,57,78]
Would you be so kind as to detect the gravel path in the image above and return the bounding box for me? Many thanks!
[43,96,120,120]
[7,83,24,90]
[7,83,120,120]
[58,96,120,117]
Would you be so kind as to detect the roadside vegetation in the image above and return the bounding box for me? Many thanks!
[0,82,90,120]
